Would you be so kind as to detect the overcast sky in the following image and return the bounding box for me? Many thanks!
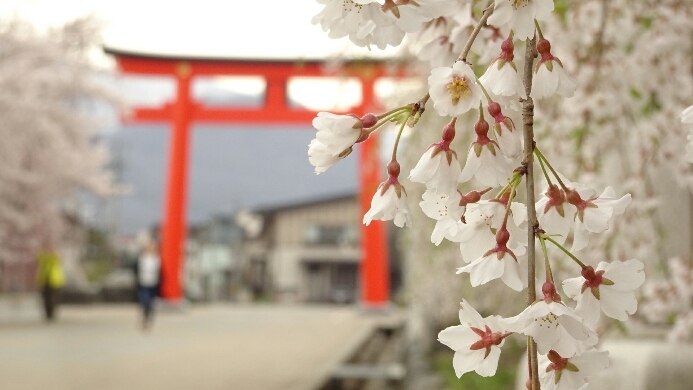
[0,1,399,61]
[0,1,399,234]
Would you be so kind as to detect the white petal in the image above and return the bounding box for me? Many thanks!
[475,346,501,377]
[438,325,479,350]
[531,64,559,99]
[562,276,585,299]
[459,299,485,326]
[459,147,481,183]
[571,349,610,374]
[600,289,638,321]
[602,259,645,290]
[574,289,602,327]
[452,349,484,377]
[571,219,590,252]
[682,105,693,124]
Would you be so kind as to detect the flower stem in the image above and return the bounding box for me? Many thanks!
[501,178,518,228]
[495,171,521,199]
[391,112,413,162]
[542,234,587,269]
[366,108,411,135]
[534,147,569,191]
[476,74,494,104]
[376,105,412,121]
[536,150,553,187]
[534,20,544,40]
[457,2,494,63]
[539,235,554,283]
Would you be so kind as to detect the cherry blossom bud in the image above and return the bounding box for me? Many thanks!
[441,120,456,143]
[462,189,483,205]
[387,160,401,178]
[360,113,377,129]
[495,226,510,247]
[542,281,561,303]
[500,37,514,61]
[474,117,490,138]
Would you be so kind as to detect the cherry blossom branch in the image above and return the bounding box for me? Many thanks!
[521,35,540,390]
[457,2,494,63]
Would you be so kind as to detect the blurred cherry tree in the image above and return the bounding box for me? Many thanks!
[0,17,115,268]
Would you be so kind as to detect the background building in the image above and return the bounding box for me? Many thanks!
[241,193,395,304]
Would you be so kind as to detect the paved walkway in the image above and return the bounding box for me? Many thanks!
[0,299,400,390]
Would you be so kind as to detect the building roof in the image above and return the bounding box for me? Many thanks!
[252,192,357,216]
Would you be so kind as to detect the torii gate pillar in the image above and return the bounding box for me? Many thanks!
[159,63,192,299]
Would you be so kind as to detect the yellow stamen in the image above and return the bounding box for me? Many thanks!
[510,0,530,9]
[447,75,471,106]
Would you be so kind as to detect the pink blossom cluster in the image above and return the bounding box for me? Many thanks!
[305,1,657,389]
[640,257,693,343]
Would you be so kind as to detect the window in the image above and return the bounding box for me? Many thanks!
[303,225,359,247]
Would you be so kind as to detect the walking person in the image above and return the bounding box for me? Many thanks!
[137,241,160,329]
[35,244,65,322]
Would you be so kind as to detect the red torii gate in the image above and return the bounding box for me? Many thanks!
[105,47,403,308]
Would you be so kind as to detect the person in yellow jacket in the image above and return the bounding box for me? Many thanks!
[35,245,65,321]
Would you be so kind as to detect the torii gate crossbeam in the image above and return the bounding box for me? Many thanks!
[105,48,405,308]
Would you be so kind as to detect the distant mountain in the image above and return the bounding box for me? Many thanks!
[106,123,359,234]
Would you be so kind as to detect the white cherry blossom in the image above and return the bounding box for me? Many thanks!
[308,139,353,174]
[420,190,465,245]
[449,4,492,56]
[536,184,577,244]
[565,185,631,252]
[458,143,512,188]
[459,118,512,187]
[531,39,577,100]
[686,130,693,163]
[503,283,598,357]
[683,105,693,162]
[312,112,365,155]
[487,0,555,41]
[364,161,412,227]
[479,38,526,100]
[313,0,452,49]
[562,259,645,326]
[454,200,528,263]
[438,300,511,378]
[417,35,457,68]
[409,122,462,195]
[309,112,373,174]
[539,349,610,390]
[681,105,693,124]
[480,60,526,99]
[487,101,523,159]
[428,61,483,117]
[312,0,403,49]
[457,227,528,291]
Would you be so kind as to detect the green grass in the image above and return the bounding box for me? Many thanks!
[434,337,523,390]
